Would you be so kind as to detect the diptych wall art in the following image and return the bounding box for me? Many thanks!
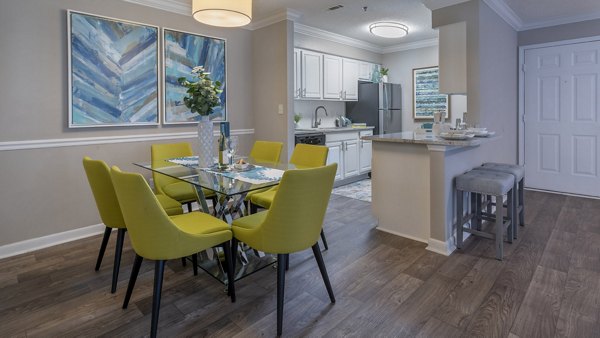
[412,66,449,120]
[68,11,159,127]
[163,28,226,124]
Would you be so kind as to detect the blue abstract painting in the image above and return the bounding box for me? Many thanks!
[68,11,159,127]
[163,29,226,124]
[413,66,448,120]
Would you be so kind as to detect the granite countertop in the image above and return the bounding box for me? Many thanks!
[295,126,375,134]
[362,131,499,147]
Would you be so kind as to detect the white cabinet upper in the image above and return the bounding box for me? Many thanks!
[323,55,343,100]
[342,58,359,100]
[294,48,377,101]
[300,50,322,99]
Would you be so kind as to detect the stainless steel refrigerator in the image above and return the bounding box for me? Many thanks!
[346,81,402,135]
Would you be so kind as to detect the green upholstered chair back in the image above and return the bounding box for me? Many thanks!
[290,144,329,168]
[250,141,283,164]
[151,142,193,194]
[258,164,337,253]
[82,157,126,229]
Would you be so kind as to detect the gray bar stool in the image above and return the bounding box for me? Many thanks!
[474,163,525,239]
[456,170,515,260]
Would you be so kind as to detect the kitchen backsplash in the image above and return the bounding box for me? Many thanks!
[294,100,346,128]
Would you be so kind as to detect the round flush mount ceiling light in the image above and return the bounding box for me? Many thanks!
[192,0,252,27]
[369,22,409,38]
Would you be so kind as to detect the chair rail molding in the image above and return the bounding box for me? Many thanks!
[0,129,255,152]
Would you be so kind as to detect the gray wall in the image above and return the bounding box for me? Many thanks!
[433,0,518,164]
[519,18,600,46]
[0,0,255,246]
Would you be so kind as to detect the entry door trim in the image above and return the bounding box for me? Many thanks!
[518,35,600,166]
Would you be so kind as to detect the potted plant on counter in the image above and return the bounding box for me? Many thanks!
[380,67,389,83]
[178,66,223,167]
[294,114,302,129]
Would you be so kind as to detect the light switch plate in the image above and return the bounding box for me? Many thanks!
[277,104,284,115]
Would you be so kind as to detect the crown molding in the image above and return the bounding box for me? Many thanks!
[123,0,189,16]
[382,38,438,53]
[482,0,522,31]
[294,23,384,54]
[248,9,302,30]
[519,11,600,31]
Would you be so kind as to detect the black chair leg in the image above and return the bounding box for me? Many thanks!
[123,254,143,309]
[111,228,126,293]
[285,254,289,271]
[312,243,335,303]
[150,260,166,338]
[186,202,193,213]
[320,230,329,251]
[192,254,198,276]
[231,238,239,275]
[276,253,287,336]
[250,202,258,215]
[222,242,236,302]
[181,257,187,267]
[95,227,111,271]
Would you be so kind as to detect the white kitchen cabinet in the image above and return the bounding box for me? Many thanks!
[358,62,372,81]
[326,131,366,180]
[342,58,359,100]
[323,55,343,99]
[359,130,373,174]
[326,141,343,180]
[294,49,301,98]
[343,139,359,177]
[300,50,322,99]
[439,21,467,94]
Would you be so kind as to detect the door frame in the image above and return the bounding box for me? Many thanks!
[518,35,600,166]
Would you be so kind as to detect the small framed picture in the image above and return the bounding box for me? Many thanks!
[413,66,449,120]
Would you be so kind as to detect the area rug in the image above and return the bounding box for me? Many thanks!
[332,179,371,202]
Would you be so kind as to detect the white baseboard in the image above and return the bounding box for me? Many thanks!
[0,223,106,259]
[375,226,428,244]
[426,230,472,256]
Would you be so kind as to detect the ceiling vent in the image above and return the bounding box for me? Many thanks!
[327,4,344,11]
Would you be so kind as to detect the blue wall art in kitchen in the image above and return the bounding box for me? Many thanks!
[68,11,159,127]
[163,28,226,124]
[412,66,448,120]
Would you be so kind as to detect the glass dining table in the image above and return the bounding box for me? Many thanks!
[134,156,292,285]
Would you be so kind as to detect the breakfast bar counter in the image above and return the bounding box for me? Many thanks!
[363,131,500,255]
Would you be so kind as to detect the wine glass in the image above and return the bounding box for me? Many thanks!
[226,136,238,165]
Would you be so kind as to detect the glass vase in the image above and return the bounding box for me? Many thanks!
[197,115,214,168]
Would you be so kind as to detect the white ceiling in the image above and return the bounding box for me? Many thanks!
[125,0,600,49]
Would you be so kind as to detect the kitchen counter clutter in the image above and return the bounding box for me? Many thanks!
[369,130,501,256]
[295,126,375,134]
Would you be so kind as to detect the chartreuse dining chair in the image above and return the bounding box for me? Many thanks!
[151,142,217,213]
[249,143,330,249]
[244,140,284,210]
[110,166,235,338]
[82,157,183,293]
[231,164,337,336]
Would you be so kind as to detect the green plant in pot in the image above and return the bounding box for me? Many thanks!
[177,66,223,167]
[380,67,389,83]
[294,114,302,128]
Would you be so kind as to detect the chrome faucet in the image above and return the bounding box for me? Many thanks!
[313,106,328,128]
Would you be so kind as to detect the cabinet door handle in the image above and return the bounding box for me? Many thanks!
[302,88,306,97]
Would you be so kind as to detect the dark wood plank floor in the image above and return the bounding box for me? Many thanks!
[1,191,600,337]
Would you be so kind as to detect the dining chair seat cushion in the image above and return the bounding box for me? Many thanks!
[249,187,278,209]
[244,187,271,201]
[170,212,232,237]
[155,194,183,216]
[232,210,267,230]
[163,181,215,203]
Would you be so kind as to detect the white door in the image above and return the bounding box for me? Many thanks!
[323,55,343,99]
[342,58,359,100]
[359,139,372,173]
[301,50,322,99]
[524,40,600,197]
[326,141,343,180]
[343,140,360,178]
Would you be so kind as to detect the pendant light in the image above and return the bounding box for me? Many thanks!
[192,0,252,27]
